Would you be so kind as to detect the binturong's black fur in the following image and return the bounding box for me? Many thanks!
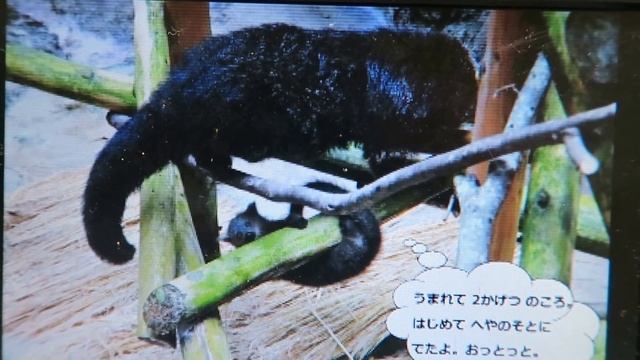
[83,24,476,277]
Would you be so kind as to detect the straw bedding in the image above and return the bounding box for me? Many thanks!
[3,168,459,359]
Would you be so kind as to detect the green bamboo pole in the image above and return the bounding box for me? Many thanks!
[143,184,432,336]
[543,11,588,111]
[138,166,180,340]
[5,44,136,111]
[163,2,232,357]
[145,215,341,335]
[520,83,580,284]
[544,11,613,226]
[134,0,175,340]
[173,170,232,360]
[173,179,212,279]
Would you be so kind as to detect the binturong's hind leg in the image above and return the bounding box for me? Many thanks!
[280,181,381,286]
[185,145,234,260]
[280,208,381,286]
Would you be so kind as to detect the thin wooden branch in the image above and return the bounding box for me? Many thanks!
[215,102,615,216]
[455,53,552,271]
[487,45,548,262]
[106,114,615,257]
[563,127,600,175]
[5,44,136,111]
[454,172,508,269]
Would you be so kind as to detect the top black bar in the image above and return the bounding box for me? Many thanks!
[210,0,640,11]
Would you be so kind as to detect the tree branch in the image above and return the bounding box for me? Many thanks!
[454,53,551,271]
[563,127,600,175]
[214,102,614,216]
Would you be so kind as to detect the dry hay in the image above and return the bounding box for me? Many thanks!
[3,168,460,359]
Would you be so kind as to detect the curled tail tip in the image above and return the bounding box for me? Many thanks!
[99,246,136,265]
[83,200,136,264]
[87,230,136,264]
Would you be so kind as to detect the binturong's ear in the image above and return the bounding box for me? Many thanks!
[245,202,259,214]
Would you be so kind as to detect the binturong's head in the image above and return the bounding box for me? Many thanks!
[363,32,477,156]
[226,203,268,247]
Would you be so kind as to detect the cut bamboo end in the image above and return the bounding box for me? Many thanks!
[144,284,188,336]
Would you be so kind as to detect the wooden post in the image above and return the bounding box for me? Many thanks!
[467,10,533,262]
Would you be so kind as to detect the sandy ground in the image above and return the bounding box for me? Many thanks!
[4,83,117,198]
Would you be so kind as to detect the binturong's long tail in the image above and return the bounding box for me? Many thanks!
[83,108,173,264]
